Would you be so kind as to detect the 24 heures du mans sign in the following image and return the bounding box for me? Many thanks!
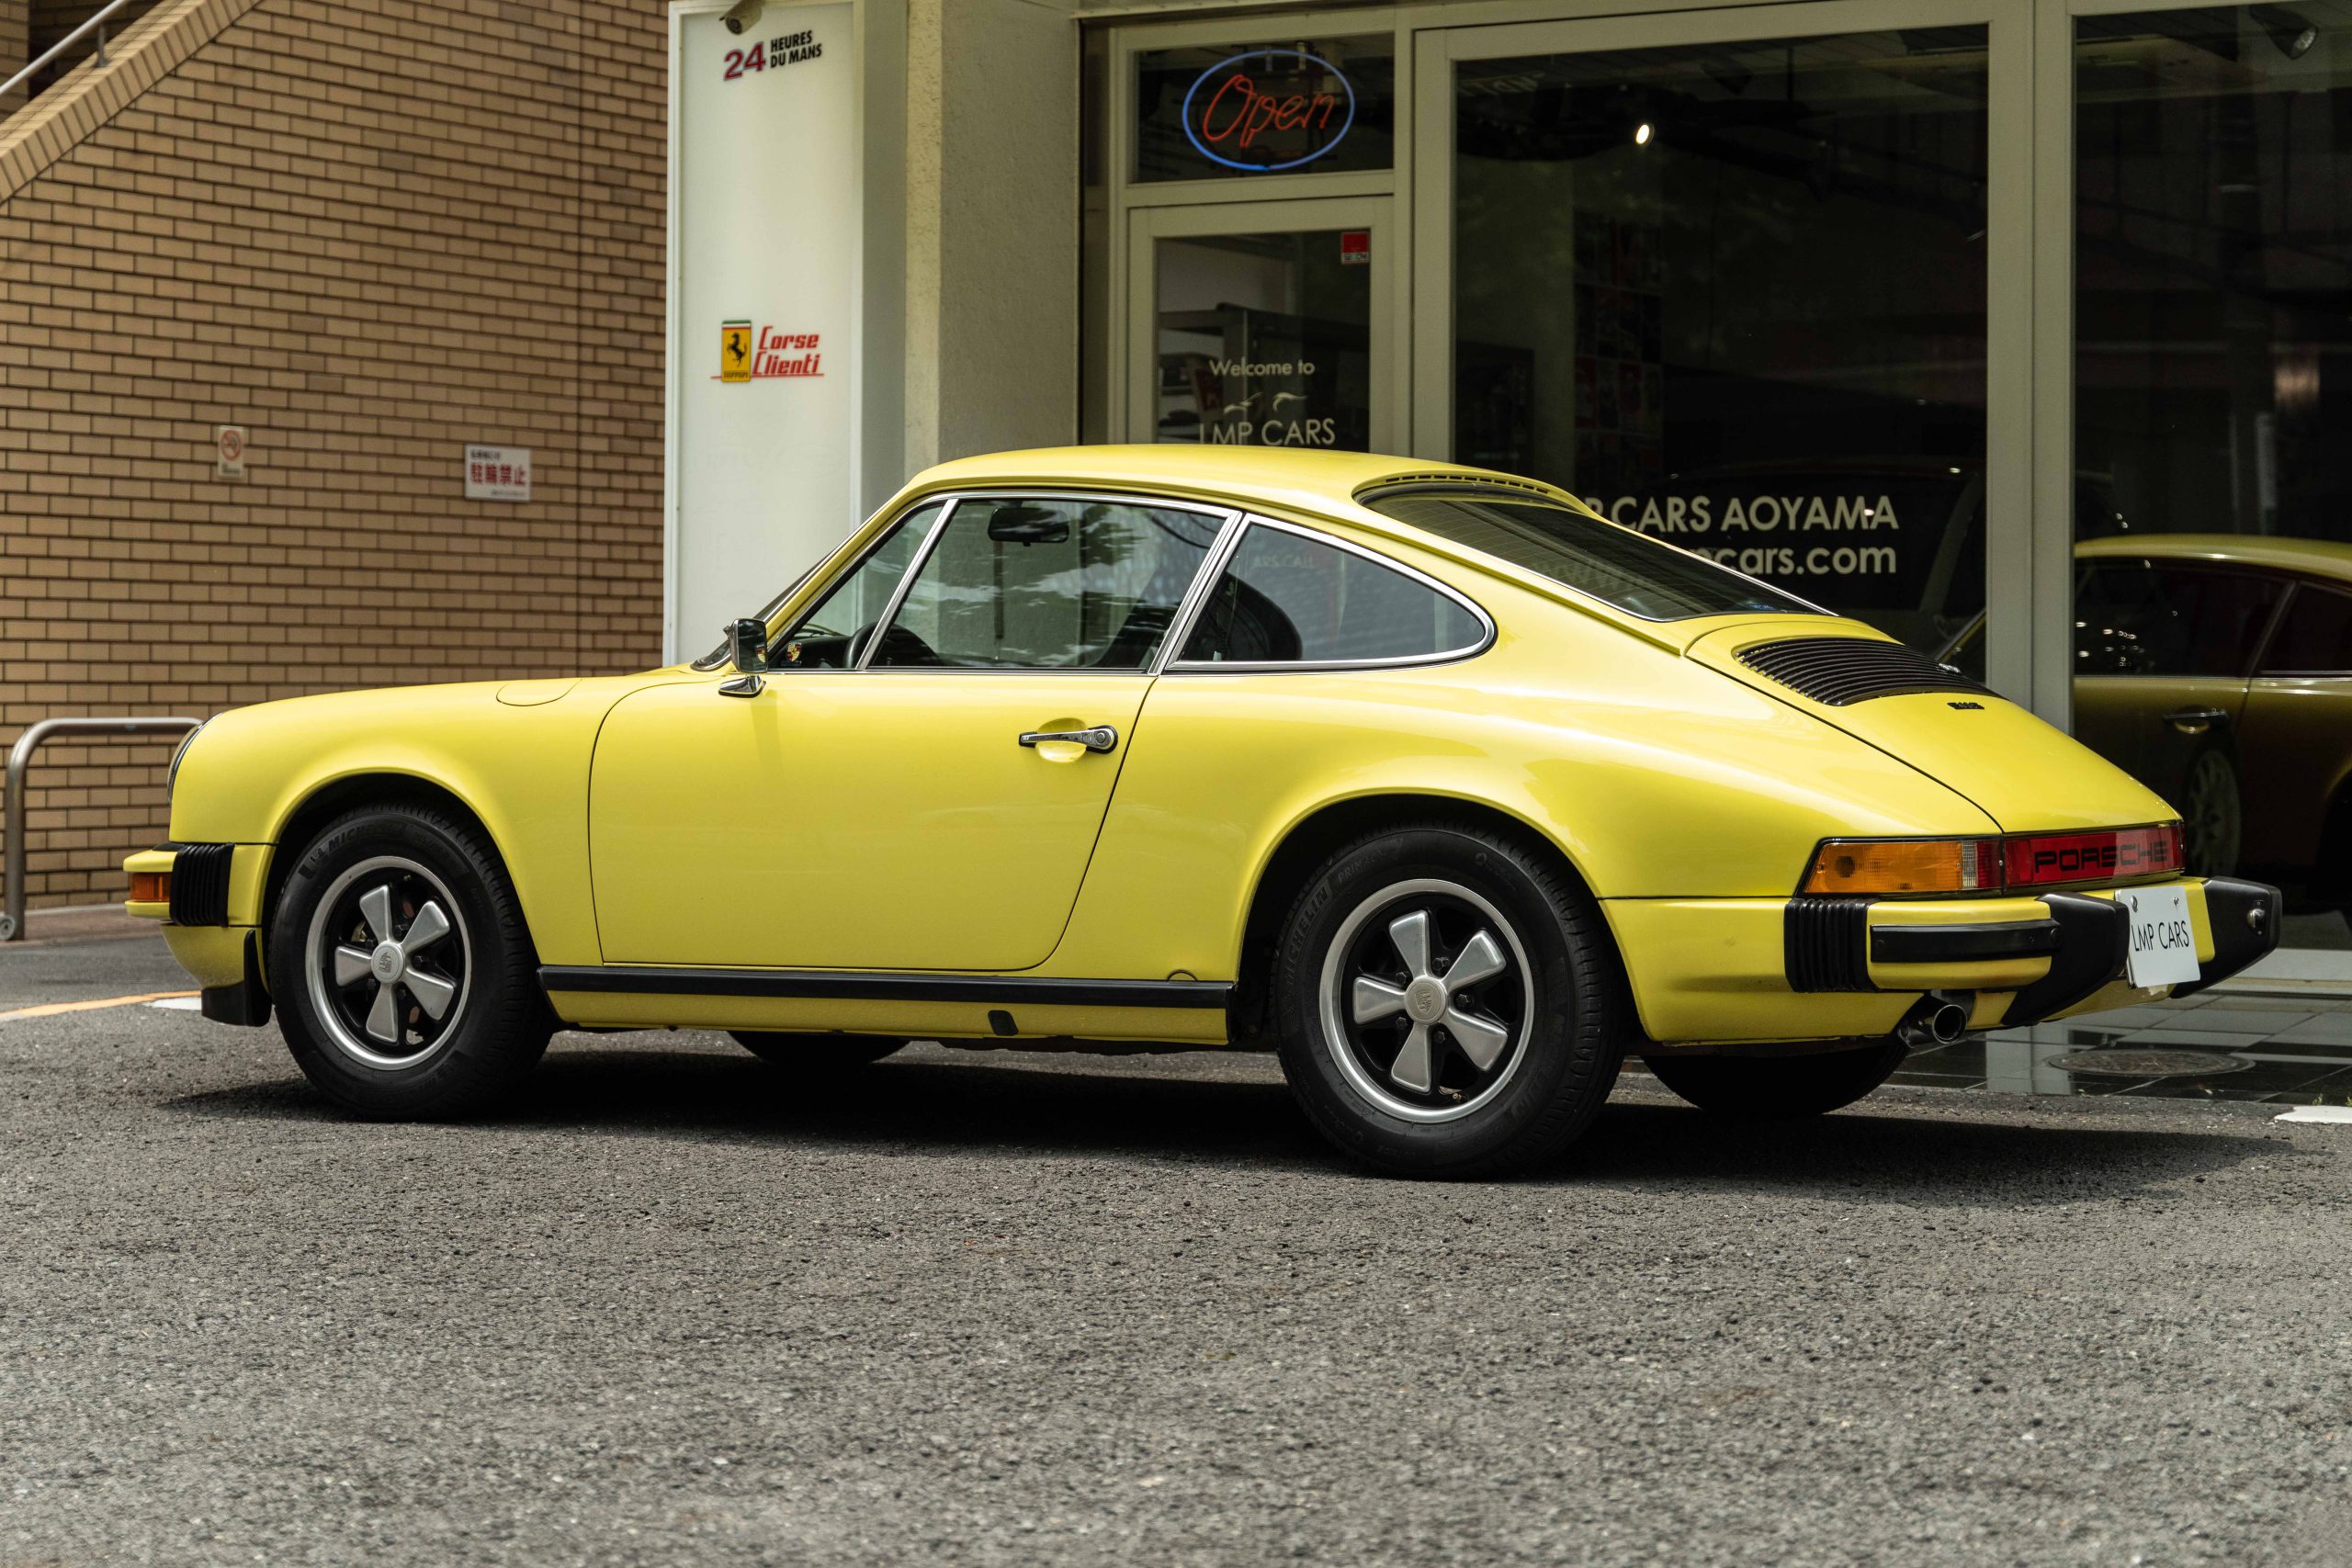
[1182,48,1355,172]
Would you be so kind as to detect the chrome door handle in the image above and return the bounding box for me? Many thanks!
[1018,726,1117,753]
[2161,705,2228,735]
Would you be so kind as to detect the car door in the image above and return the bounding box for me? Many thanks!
[589,492,1231,972]
[2072,558,2283,872]
[2233,580,2352,875]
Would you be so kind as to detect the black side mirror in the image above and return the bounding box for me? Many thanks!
[727,617,769,673]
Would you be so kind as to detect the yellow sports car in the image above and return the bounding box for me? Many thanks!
[126,447,2281,1176]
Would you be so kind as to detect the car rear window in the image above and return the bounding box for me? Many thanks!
[1363,488,1824,622]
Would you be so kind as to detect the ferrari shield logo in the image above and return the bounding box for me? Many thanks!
[719,320,752,383]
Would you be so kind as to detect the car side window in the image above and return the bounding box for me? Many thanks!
[2260,586,2352,676]
[2163,569,2287,678]
[2075,563,2285,678]
[1177,525,1486,667]
[868,497,1223,671]
[773,502,943,671]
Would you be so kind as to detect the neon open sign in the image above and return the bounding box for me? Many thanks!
[1182,49,1355,173]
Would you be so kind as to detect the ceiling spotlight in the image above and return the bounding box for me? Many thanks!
[1633,121,1654,146]
[2252,5,2317,59]
[722,0,763,36]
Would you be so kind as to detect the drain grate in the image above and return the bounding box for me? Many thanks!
[2048,1049,2255,1078]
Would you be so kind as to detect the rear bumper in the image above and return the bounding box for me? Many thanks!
[1606,876,2280,1046]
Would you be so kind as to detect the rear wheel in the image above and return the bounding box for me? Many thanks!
[268,804,550,1119]
[1272,823,1628,1179]
[1642,1038,1909,1120]
[729,1032,907,1070]
[2180,748,2242,877]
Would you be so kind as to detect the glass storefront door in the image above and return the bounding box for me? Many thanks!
[1418,8,2003,657]
[2071,5,2352,948]
[1126,197,1396,453]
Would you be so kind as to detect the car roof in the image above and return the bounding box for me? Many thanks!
[2077,532,2352,584]
[899,446,1587,522]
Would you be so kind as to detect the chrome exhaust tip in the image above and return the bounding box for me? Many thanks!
[1897,992,1975,1047]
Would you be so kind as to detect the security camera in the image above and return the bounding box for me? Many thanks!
[722,0,763,35]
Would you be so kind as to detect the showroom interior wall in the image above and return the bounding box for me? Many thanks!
[0,0,669,912]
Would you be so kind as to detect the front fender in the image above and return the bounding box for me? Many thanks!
[167,676,673,965]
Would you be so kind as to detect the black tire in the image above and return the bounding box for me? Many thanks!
[1643,1038,1909,1120]
[729,1032,907,1069]
[267,803,550,1119]
[1272,822,1629,1179]
[2178,746,2242,877]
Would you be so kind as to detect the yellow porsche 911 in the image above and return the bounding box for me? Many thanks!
[127,447,2281,1176]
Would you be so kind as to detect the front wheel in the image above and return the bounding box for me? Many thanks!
[1272,823,1630,1179]
[267,804,550,1119]
[1642,1038,1909,1120]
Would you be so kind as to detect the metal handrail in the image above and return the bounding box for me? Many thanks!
[2,716,202,942]
[0,0,141,104]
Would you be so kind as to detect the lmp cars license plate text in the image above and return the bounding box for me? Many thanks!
[2119,886,2199,987]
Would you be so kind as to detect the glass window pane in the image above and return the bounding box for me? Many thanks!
[2075,9,2352,918]
[1452,29,1989,652]
[2263,588,2352,675]
[873,498,1222,671]
[1179,525,1483,664]
[775,502,941,671]
[1156,231,1370,450]
[1135,37,1394,184]
[1367,490,1819,621]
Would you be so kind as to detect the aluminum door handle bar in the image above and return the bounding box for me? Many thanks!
[2161,705,2228,733]
[1018,726,1118,753]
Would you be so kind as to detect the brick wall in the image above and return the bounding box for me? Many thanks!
[0,0,27,113]
[0,0,669,912]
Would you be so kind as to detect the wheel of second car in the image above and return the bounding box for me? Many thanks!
[268,803,552,1120]
[2179,748,2243,877]
[1641,1038,1910,1120]
[1272,822,1629,1179]
[729,1032,908,1070]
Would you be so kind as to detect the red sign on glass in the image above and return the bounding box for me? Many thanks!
[1182,49,1357,173]
[1340,230,1371,265]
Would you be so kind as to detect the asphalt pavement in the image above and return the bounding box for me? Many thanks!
[4,933,2349,1566]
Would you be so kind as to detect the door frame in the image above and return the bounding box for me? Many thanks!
[1125,196,1404,456]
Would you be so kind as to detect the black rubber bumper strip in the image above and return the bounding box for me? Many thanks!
[2170,876,2283,999]
[1999,891,2130,1028]
[537,965,1231,1010]
[1870,919,2060,965]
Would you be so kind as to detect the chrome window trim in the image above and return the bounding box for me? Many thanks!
[851,497,963,671]
[851,488,1245,677]
[1160,514,1498,675]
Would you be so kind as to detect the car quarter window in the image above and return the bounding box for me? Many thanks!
[1363,488,1820,621]
[2260,585,2352,676]
[866,497,1224,671]
[1176,525,1486,666]
[772,502,943,671]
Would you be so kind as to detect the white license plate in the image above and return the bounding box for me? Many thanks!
[2119,886,2200,987]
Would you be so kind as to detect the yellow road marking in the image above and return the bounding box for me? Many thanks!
[0,990,198,1022]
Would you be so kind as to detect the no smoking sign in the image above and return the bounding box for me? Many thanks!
[214,424,246,479]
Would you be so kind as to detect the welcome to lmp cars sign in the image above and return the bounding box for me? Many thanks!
[670,1,854,662]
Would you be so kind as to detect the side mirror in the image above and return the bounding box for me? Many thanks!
[727,617,770,673]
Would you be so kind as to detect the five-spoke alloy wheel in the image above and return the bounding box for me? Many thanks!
[1275,823,1629,1178]
[270,804,549,1119]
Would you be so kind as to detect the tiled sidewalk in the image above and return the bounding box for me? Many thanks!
[1894,985,2352,1104]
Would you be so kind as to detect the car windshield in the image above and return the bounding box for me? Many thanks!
[1364,488,1824,622]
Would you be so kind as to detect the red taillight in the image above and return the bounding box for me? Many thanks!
[1998,824,2183,888]
[1798,823,2184,897]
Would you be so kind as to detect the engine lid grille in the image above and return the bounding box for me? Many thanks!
[1735,636,1990,707]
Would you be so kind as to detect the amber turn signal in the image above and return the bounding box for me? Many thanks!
[1802,837,2004,896]
[130,871,170,904]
